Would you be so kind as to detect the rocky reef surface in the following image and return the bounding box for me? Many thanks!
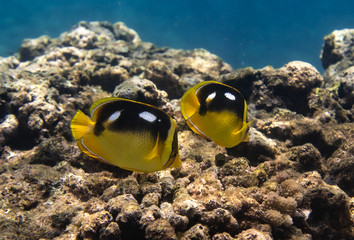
[0,21,353,240]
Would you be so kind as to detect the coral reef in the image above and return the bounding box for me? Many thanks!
[0,21,353,239]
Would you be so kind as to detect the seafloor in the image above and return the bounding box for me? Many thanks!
[0,21,353,240]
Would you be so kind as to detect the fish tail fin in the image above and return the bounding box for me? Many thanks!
[240,120,254,142]
[226,120,253,147]
[170,154,182,168]
[162,153,182,170]
[70,110,95,140]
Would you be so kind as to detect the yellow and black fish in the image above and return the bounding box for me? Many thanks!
[180,81,251,148]
[70,97,181,173]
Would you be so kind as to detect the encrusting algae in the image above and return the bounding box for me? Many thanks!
[0,21,353,240]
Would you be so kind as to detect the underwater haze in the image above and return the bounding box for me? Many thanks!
[1,0,354,71]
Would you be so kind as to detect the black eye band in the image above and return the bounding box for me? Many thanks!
[196,83,245,119]
[95,100,172,141]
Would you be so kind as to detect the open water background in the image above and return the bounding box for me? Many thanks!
[1,0,354,71]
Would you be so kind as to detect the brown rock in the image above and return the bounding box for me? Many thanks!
[145,219,177,240]
[79,211,112,238]
[181,224,210,240]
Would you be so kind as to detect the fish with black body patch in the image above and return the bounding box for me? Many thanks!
[70,97,181,173]
[180,81,251,148]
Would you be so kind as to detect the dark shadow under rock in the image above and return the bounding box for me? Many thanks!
[303,185,353,239]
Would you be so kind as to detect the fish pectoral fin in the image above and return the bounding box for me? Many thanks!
[71,110,95,140]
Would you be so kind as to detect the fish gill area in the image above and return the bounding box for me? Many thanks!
[0,21,353,240]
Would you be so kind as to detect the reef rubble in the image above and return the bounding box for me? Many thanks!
[0,21,353,240]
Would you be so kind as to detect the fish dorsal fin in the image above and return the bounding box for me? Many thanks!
[90,97,121,121]
[90,97,162,121]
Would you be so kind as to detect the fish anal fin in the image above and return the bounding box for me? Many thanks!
[186,114,211,141]
[89,97,121,121]
[77,139,97,159]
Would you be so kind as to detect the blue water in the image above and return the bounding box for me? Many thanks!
[1,0,354,71]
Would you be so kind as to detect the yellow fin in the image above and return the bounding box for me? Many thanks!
[241,120,254,142]
[89,97,120,121]
[180,82,204,120]
[163,154,182,169]
[230,120,253,147]
[171,155,182,168]
[181,95,199,121]
[89,97,163,121]
[77,138,101,160]
[70,110,94,140]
